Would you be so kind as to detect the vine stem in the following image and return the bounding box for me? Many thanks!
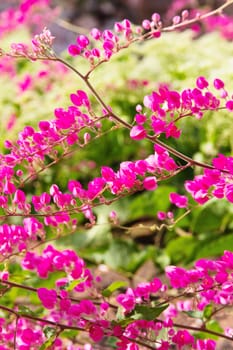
[162,0,233,33]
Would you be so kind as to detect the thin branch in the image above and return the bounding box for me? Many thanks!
[55,18,90,35]
[162,0,233,33]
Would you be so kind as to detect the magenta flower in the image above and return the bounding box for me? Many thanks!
[130,125,147,140]
[89,325,104,342]
[37,287,57,309]
[143,176,158,191]
[226,100,233,111]
[170,192,188,208]
[196,76,209,89]
[67,44,81,56]
[172,330,194,349]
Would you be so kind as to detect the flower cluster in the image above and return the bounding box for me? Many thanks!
[130,77,232,142]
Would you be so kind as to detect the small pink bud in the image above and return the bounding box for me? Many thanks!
[151,13,160,23]
[173,16,181,25]
[84,132,91,144]
[136,104,142,113]
[226,100,233,111]
[68,44,81,56]
[77,35,89,48]
[182,10,189,20]
[152,31,161,38]
[91,28,102,40]
[213,78,224,90]
[142,19,151,30]
[157,211,166,220]
[220,90,228,98]
[196,76,209,89]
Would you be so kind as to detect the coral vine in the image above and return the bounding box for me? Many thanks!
[0,0,233,349]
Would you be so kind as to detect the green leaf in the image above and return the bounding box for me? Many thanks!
[203,304,213,321]
[38,326,58,350]
[194,233,233,260]
[184,310,203,319]
[64,277,87,292]
[130,304,169,321]
[165,236,198,264]
[39,336,56,350]
[206,319,223,338]
[17,305,43,318]
[102,281,128,297]
[43,326,57,339]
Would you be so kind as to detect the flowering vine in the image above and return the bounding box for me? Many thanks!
[0,0,233,349]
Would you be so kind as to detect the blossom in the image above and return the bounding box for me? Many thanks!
[170,192,188,208]
[130,125,147,140]
[37,288,57,309]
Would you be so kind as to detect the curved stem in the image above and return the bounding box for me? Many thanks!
[171,320,233,342]
[162,0,233,33]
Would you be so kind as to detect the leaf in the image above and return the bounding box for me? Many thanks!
[203,304,213,321]
[102,281,128,297]
[129,304,169,321]
[39,336,56,350]
[194,233,233,260]
[43,326,57,339]
[206,319,223,338]
[191,199,232,234]
[17,305,43,318]
[39,327,57,350]
[184,310,203,319]
[103,239,138,270]
[165,236,198,264]
[65,277,87,292]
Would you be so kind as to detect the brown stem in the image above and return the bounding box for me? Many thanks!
[171,320,233,342]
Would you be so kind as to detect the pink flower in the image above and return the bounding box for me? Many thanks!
[143,176,158,191]
[130,125,147,140]
[172,330,194,349]
[68,44,81,56]
[226,100,233,111]
[21,328,36,345]
[116,288,135,312]
[89,325,104,342]
[157,211,166,220]
[77,35,90,48]
[213,78,224,90]
[196,76,209,89]
[37,287,57,309]
[170,192,188,208]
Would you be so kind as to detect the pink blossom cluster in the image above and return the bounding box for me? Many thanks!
[185,155,233,204]
[0,217,44,258]
[0,317,49,349]
[22,245,93,289]
[67,14,162,65]
[130,77,231,142]
[166,250,233,308]
[10,27,56,60]
[68,23,135,62]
